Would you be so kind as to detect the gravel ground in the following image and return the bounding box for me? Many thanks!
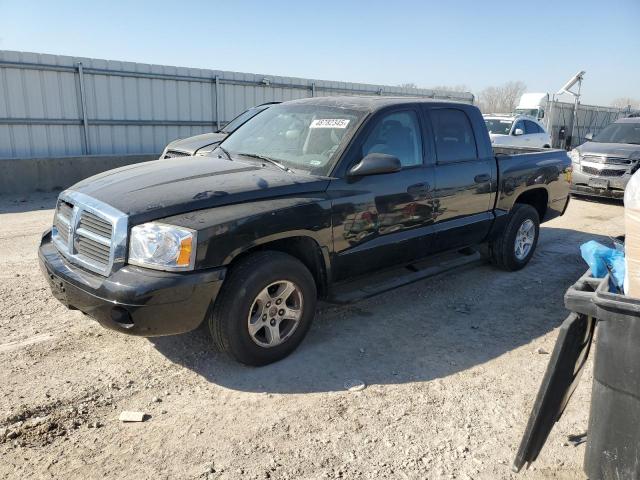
[0,193,625,480]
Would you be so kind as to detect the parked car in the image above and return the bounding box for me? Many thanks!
[570,116,640,198]
[159,102,280,158]
[40,97,571,365]
[484,114,552,148]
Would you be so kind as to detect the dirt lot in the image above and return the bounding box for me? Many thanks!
[0,193,625,480]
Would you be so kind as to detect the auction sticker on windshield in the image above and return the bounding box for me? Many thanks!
[310,119,350,129]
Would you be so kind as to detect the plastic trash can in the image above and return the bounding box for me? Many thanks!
[514,270,640,480]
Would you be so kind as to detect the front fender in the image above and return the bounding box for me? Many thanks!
[159,196,334,269]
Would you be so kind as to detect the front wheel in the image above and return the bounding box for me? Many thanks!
[490,203,540,271]
[209,251,317,366]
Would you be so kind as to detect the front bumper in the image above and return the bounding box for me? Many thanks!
[39,230,226,336]
[571,169,629,199]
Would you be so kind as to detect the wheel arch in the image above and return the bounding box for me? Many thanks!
[514,187,548,221]
[223,232,331,299]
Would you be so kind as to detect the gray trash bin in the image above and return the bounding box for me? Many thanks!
[513,270,640,479]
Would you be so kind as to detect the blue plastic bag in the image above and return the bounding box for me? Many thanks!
[580,240,625,292]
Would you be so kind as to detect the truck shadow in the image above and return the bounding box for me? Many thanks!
[570,193,623,206]
[150,226,615,394]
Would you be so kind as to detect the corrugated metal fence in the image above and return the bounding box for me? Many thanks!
[0,50,474,159]
[545,100,627,149]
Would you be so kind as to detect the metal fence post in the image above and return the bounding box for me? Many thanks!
[76,62,90,155]
[311,82,316,97]
[214,76,221,131]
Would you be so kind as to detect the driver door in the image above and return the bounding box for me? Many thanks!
[511,120,527,146]
[329,108,437,281]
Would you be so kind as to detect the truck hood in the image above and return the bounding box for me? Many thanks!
[70,156,330,224]
[166,132,228,155]
[576,142,640,158]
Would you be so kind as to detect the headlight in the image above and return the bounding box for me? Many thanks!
[569,149,581,164]
[128,223,197,271]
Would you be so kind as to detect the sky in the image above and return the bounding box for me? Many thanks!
[1,0,638,105]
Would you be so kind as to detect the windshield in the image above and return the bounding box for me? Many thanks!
[515,108,540,118]
[485,119,513,135]
[592,122,640,145]
[219,104,367,175]
[221,107,265,133]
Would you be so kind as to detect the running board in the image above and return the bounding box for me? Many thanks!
[326,249,484,305]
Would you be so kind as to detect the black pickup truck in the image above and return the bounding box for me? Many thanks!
[40,97,571,365]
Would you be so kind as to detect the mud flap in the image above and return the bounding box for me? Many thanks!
[512,312,596,472]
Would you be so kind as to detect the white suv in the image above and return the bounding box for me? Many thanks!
[483,114,552,148]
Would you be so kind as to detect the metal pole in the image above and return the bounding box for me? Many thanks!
[548,94,556,147]
[569,79,582,149]
[214,76,220,131]
[76,62,90,155]
[311,82,316,97]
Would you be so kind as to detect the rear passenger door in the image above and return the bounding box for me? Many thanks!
[425,107,496,251]
[524,120,548,147]
[523,120,541,146]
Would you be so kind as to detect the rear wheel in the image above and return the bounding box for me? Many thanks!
[490,203,540,271]
[209,251,317,366]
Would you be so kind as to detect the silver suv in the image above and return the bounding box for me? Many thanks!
[570,117,640,199]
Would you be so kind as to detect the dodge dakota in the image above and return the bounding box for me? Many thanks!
[40,97,571,365]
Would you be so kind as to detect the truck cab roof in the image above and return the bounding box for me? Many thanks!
[283,95,471,113]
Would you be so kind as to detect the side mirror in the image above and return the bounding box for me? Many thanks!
[348,152,402,177]
[585,133,594,141]
[514,128,524,136]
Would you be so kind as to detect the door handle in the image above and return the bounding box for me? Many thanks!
[407,183,429,195]
[474,174,491,183]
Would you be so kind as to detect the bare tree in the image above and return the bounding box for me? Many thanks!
[611,97,640,110]
[476,81,527,113]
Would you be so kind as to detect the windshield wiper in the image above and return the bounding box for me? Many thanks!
[237,152,292,172]
[216,145,232,160]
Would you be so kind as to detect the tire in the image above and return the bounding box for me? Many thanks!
[490,203,540,271]
[209,251,317,366]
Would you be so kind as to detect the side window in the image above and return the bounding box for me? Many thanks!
[524,120,540,134]
[430,108,478,163]
[361,111,423,167]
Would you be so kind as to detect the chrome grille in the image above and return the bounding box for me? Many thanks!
[75,211,113,267]
[164,149,191,159]
[581,166,627,177]
[78,211,113,237]
[76,235,111,264]
[53,200,73,245]
[582,155,631,166]
[51,191,128,276]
